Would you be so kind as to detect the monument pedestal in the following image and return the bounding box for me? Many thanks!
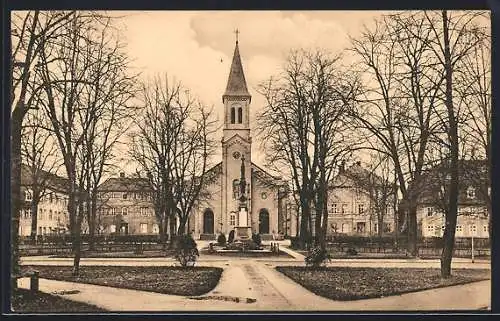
[234,206,251,241]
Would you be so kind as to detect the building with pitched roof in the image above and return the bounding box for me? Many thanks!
[416,159,490,239]
[96,172,160,235]
[19,164,71,237]
[325,161,397,237]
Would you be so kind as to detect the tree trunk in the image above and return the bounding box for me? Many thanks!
[88,193,97,251]
[11,102,29,289]
[168,213,176,249]
[440,9,459,278]
[407,203,418,257]
[30,193,40,244]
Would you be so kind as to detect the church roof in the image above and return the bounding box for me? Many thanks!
[223,41,251,101]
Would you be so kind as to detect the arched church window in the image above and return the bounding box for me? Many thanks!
[233,179,239,199]
[230,108,235,124]
[237,107,242,123]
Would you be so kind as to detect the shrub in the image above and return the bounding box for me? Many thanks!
[174,234,199,267]
[305,246,332,267]
[228,230,235,243]
[346,247,358,256]
[252,233,262,246]
[217,233,227,246]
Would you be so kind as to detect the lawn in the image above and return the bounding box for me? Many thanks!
[11,288,106,313]
[20,265,223,296]
[276,266,490,301]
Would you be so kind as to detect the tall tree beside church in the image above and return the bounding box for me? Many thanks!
[172,105,218,235]
[257,49,359,249]
[10,10,74,286]
[130,75,216,240]
[35,12,136,275]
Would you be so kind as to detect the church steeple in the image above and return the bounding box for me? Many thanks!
[223,33,251,102]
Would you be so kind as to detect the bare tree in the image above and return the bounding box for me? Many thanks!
[75,18,138,251]
[10,10,74,286]
[172,106,218,235]
[21,108,62,243]
[35,12,135,275]
[257,49,359,250]
[349,13,445,256]
[130,75,189,247]
[418,10,486,277]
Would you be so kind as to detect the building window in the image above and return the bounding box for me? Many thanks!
[341,223,350,233]
[229,212,236,226]
[122,207,128,215]
[123,193,128,199]
[426,207,433,217]
[374,223,378,232]
[427,225,434,233]
[470,225,477,234]
[110,225,116,233]
[140,207,149,216]
[330,203,338,214]
[358,203,365,215]
[456,225,463,233]
[25,190,32,201]
[467,187,476,199]
[39,227,42,235]
[152,224,159,234]
[483,225,488,232]
[384,223,391,233]
[237,107,242,123]
[356,222,366,233]
[49,210,53,220]
[230,107,235,124]
[341,204,348,214]
[140,223,148,234]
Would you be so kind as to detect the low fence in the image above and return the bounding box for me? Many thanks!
[290,235,490,258]
[19,242,167,256]
[19,234,166,246]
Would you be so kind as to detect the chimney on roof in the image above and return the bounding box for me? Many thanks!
[119,172,125,178]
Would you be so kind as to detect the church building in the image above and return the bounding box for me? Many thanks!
[189,36,288,240]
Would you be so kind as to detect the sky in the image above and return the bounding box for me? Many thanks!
[110,10,392,175]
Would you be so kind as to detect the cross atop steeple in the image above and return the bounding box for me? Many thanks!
[234,28,240,43]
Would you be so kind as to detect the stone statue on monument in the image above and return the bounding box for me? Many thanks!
[239,155,247,203]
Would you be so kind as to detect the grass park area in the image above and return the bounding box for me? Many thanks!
[11,288,106,313]
[20,265,223,296]
[276,266,490,301]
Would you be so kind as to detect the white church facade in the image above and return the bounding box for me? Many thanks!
[188,38,288,240]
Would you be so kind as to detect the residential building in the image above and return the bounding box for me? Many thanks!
[417,159,490,239]
[326,161,397,237]
[19,164,70,237]
[96,173,159,235]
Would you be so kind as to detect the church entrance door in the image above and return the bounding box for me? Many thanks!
[259,209,270,234]
[203,209,214,234]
